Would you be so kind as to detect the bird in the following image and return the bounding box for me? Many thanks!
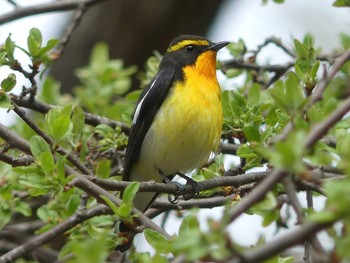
[122,35,229,213]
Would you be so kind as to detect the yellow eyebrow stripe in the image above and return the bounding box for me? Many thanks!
[167,40,209,52]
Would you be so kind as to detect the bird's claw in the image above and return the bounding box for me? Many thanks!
[168,181,185,204]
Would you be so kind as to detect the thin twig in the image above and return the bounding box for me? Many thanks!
[282,175,304,224]
[54,3,88,59]
[0,0,107,25]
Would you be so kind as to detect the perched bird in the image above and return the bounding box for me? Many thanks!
[123,35,229,212]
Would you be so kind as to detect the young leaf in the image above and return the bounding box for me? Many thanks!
[29,28,43,47]
[122,181,140,204]
[179,215,200,235]
[0,92,12,108]
[0,51,7,65]
[99,195,120,215]
[1,73,16,92]
[95,159,111,179]
[27,35,40,57]
[5,34,15,60]
[333,0,350,7]
[144,229,170,254]
[39,151,55,174]
[294,39,308,58]
[30,135,51,161]
[72,106,85,134]
[56,157,66,184]
[38,38,60,57]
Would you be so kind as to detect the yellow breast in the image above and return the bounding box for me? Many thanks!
[145,53,223,174]
[129,50,222,211]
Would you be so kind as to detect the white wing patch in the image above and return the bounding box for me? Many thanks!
[132,75,159,125]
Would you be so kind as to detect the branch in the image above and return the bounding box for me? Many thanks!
[0,152,34,167]
[54,2,88,59]
[77,170,268,194]
[0,123,31,154]
[0,205,110,263]
[228,93,350,223]
[151,194,235,210]
[11,100,93,175]
[73,173,172,239]
[303,97,350,148]
[0,0,107,25]
[235,220,333,263]
[221,59,294,74]
[272,48,350,144]
[12,96,130,133]
[305,48,350,110]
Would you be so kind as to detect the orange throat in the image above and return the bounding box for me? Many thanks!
[185,50,217,78]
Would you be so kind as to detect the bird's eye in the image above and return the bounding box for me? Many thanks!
[185,45,195,52]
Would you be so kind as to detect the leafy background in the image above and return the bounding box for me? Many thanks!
[0,0,350,263]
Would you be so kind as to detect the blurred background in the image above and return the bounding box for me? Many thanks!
[1,0,349,255]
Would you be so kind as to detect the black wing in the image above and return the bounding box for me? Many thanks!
[123,67,176,180]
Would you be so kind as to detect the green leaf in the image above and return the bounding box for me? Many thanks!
[226,39,245,58]
[27,28,43,57]
[30,28,42,47]
[90,42,109,72]
[40,151,55,174]
[144,229,170,254]
[122,181,140,204]
[56,157,66,184]
[0,92,12,108]
[266,130,306,173]
[0,51,7,65]
[285,72,304,110]
[179,215,200,235]
[100,195,120,215]
[294,39,308,58]
[95,159,111,179]
[340,33,350,49]
[310,60,320,79]
[225,68,243,78]
[15,201,32,217]
[5,34,15,60]
[1,73,16,92]
[38,38,59,57]
[27,35,40,57]
[247,83,261,106]
[39,76,61,104]
[236,145,257,158]
[46,104,72,141]
[52,115,71,140]
[333,0,350,7]
[72,106,85,134]
[243,123,261,142]
[29,135,51,161]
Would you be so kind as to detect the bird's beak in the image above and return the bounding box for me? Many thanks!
[207,41,230,52]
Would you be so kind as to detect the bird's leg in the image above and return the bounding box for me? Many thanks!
[158,169,184,204]
[176,172,201,200]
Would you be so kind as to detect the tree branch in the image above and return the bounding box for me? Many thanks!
[0,0,108,25]
[11,96,130,133]
[0,205,110,263]
[0,123,31,154]
[234,220,333,263]
[0,152,34,167]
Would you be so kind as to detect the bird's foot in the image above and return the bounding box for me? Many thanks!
[176,172,201,200]
[159,169,201,203]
